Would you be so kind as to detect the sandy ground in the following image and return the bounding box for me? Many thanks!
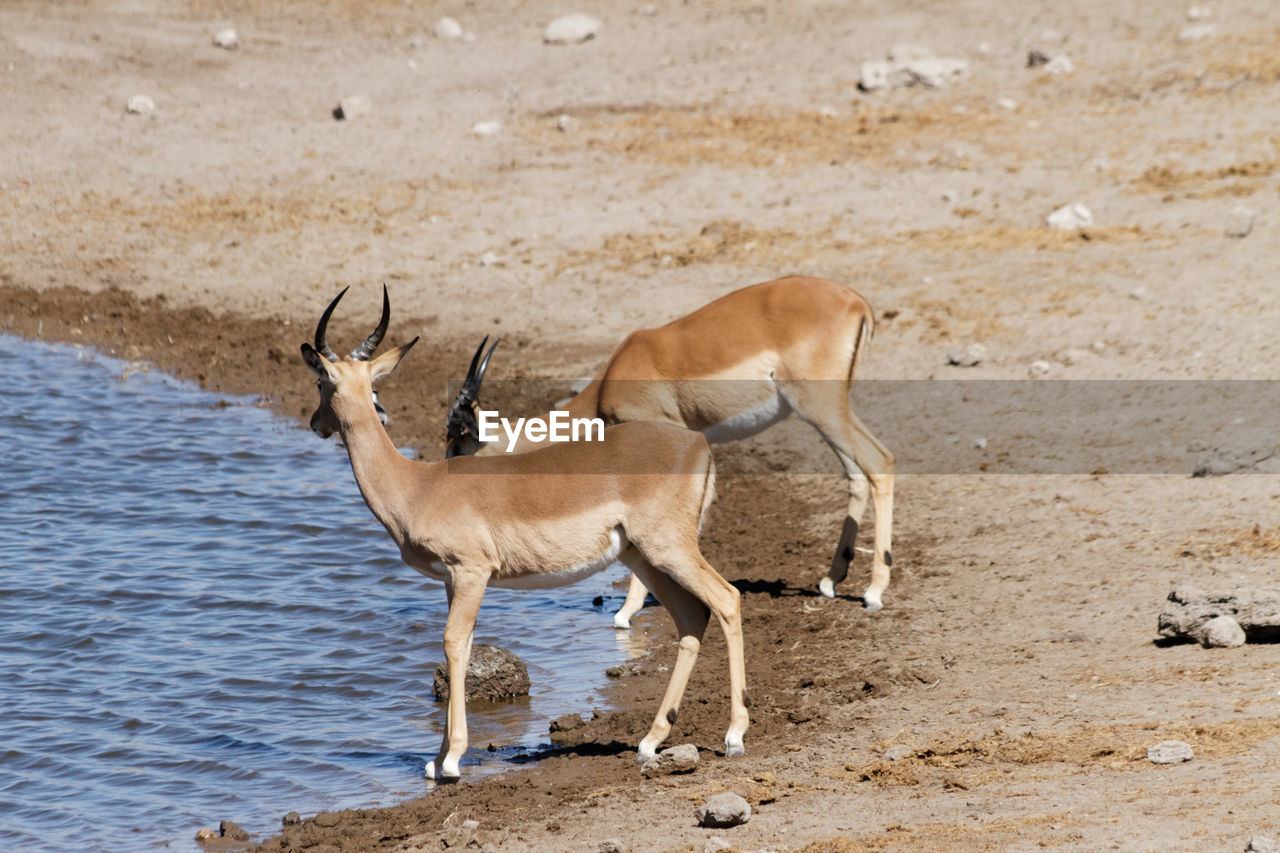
[4,1,1280,850]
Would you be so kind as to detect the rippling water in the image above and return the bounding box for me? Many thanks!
[0,335,637,851]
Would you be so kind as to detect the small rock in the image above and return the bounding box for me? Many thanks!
[126,94,155,115]
[1147,740,1194,764]
[859,51,967,91]
[1247,835,1279,853]
[905,57,969,88]
[1178,23,1217,42]
[1225,205,1255,238]
[433,644,530,702]
[946,343,986,367]
[220,821,250,841]
[1196,614,1246,648]
[212,28,239,50]
[973,437,988,450]
[544,13,601,44]
[1186,6,1213,21]
[704,837,732,853]
[479,251,500,267]
[858,60,909,92]
[433,17,464,40]
[1046,202,1093,230]
[1045,55,1075,74]
[597,840,625,853]
[1028,360,1052,377]
[696,791,751,828]
[997,97,1019,110]
[1056,348,1092,366]
[641,743,699,777]
[556,113,575,132]
[550,712,586,733]
[1129,285,1150,300]
[883,744,913,761]
[333,95,371,121]
[195,828,218,842]
[472,120,501,137]
[282,811,300,827]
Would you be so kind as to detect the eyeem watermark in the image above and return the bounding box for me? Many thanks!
[477,410,605,452]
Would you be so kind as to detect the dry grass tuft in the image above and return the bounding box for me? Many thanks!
[528,104,1011,169]
[893,225,1177,252]
[1184,524,1280,558]
[1131,159,1279,199]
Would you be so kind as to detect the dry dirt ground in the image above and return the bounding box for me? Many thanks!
[4,1,1280,851]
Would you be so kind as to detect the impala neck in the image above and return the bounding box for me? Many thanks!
[334,391,420,537]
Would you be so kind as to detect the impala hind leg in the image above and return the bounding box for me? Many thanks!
[784,383,895,610]
[621,546,749,760]
[613,572,650,629]
[426,574,486,781]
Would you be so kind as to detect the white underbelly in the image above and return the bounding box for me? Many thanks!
[488,527,628,590]
[700,392,791,444]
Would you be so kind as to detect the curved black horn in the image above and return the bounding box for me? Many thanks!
[351,284,391,361]
[463,336,490,387]
[314,286,349,362]
[472,337,501,389]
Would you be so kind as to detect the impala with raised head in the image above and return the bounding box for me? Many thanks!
[446,275,895,627]
[301,285,749,780]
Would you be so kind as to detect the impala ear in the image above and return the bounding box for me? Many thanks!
[369,337,419,384]
[301,342,333,376]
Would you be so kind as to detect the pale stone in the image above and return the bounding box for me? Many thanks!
[695,792,751,828]
[544,14,601,44]
[1196,615,1246,648]
[1046,203,1093,230]
[433,17,464,40]
[212,28,239,50]
[1147,740,1194,764]
[1225,205,1255,238]
[472,120,501,137]
[126,94,155,115]
[641,743,699,777]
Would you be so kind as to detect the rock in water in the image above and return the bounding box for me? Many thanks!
[433,644,530,702]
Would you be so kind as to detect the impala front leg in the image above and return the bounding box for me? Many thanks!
[427,572,487,782]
